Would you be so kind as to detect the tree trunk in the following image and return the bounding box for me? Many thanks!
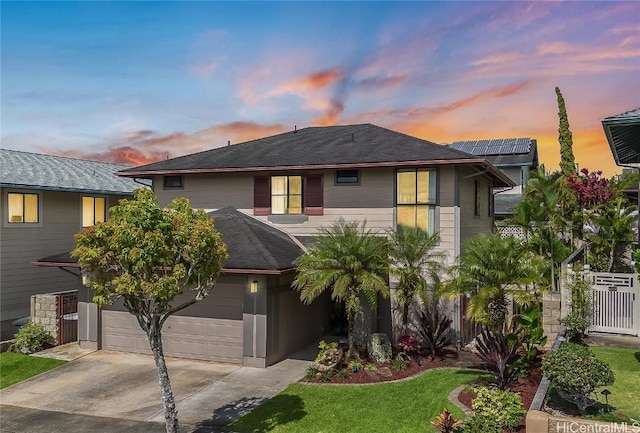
[347,309,357,360]
[148,318,180,433]
[402,302,410,332]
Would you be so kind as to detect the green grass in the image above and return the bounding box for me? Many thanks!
[0,352,67,389]
[589,346,640,420]
[225,368,486,433]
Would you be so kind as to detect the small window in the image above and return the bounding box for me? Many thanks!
[335,169,359,185]
[488,187,494,217]
[163,175,184,189]
[7,192,39,223]
[83,196,106,227]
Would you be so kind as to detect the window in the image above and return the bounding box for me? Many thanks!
[254,175,323,216]
[488,187,494,217]
[271,175,302,214]
[335,169,359,185]
[83,196,106,227]
[474,180,481,216]
[7,192,39,223]
[396,169,436,233]
[163,175,183,189]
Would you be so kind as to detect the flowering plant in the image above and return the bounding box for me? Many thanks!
[396,334,420,354]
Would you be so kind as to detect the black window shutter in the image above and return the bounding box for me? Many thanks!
[254,177,271,215]
[304,175,323,215]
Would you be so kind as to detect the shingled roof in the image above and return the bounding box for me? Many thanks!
[33,207,304,273]
[1,149,140,195]
[117,124,513,186]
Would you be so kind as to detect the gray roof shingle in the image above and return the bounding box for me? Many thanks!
[1,149,140,195]
[208,207,303,271]
[119,124,485,173]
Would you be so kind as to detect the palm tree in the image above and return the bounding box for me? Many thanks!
[292,220,390,359]
[388,225,445,332]
[586,198,636,272]
[445,233,548,330]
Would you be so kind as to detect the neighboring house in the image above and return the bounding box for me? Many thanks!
[448,138,539,221]
[89,123,513,367]
[0,149,139,340]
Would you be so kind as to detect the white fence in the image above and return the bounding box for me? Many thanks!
[563,267,640,337]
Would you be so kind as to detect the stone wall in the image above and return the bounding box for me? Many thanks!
[542,292,563,347]
[30,293,59,342]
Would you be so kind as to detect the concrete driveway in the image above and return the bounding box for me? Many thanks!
[0,348,313,432]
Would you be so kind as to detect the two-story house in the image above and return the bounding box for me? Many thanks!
[89,124,512,367]
[0,149,139,340]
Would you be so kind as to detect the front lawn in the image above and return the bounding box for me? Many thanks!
[225,368,485,433]
[0,352,67,389]
[589,346,640,420]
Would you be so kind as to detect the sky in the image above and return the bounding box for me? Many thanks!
[1,1,639,176]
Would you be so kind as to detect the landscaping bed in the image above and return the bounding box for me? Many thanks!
[301,348,484,384]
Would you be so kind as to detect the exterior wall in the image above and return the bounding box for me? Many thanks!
[0,188,129,340]
[458,169,495,247]
[265,273,331,366]
[30,293,59,341]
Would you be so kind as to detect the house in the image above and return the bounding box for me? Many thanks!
[0,149,139,340]
[91,123,513,367]
[448,138,539,222]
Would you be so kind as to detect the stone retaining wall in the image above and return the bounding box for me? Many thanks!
[542,291,563,346]
[30,293,60,342]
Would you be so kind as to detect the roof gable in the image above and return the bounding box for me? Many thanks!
[1,149,140,195]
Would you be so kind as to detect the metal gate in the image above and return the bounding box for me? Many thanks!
[57,291,78,345]
[590,273,640,336]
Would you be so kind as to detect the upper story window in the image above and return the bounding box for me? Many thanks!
[396,169,436,233]
[7,192,39,223]
[271,175,302,214]
[83,196,106,227]
[474,180,481,216]
[335,169,359,185]
[254,175,323,217]
[163,175,184,190]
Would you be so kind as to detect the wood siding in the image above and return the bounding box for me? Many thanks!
[0,188,128,339]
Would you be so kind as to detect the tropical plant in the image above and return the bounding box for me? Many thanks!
[416,301,453,360]
[72,188,228,433]
[556,87,576,177]
[560,270,593,342]
[514,304,547,363]
[474,323,522,390]
[396,334,420,354]
[315,340,338,362]
[13,320,55,354]
[444,233,548,330]
[431,408,463,433]
[585,198,636,272]
[293,220,390,359]
[388,225,445,330]
[542,343,615,414]
[470,386,526,432]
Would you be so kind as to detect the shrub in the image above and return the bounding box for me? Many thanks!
[318,369,334,382]
[305,366,319,380]
[396,334,420,354]
[337,369,349,380]
[392,353,409,371]
[474,325,522,390]
[416,303,453,360]
[470,386,525,432]
[541,342,615,414]
[430,408,463,433]
[315,340,338,361]
[515,304,547,363]
[459,414,501,433]
[13,320,55,354]
[560,273,593,341]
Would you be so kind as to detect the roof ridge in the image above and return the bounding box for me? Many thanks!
[0,148,132,169]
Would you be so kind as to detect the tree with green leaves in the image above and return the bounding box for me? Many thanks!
[292,220,390,359]
[556,87,576,177]
[444,233,548,330]
[585,198,636,272]
[72,188,228,433]
[388,225,445,331]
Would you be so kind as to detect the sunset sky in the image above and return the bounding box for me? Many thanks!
[2,1,638,176]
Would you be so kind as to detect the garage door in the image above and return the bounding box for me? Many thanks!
[102,283,243,364]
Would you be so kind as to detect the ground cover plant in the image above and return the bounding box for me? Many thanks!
[225,368,486,433]
[0,352,66,389]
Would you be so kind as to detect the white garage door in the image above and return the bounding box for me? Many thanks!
[101,283,243,364]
